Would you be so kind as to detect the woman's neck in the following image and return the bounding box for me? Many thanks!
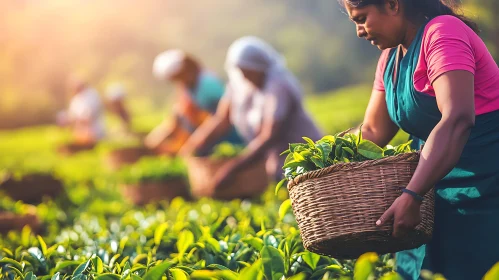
[401,19,425,54]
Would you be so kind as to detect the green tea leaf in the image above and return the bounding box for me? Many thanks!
[288,272,308,280]
[72,274,87,280]
[21,226,32,248]
[206,264,231,270]
[335,144,344,159]
[0,258,23,271]
[25,271,36,280]
[95,274,121,280]
[310,156,324,169]
[357,140,384,160]
[244,237,264,251]
[293,152,305,162]
[383,149,396,157]
[132,254,147,265]
[2,248,14,258]
[321,135,335,143]
[119,237,128,253]
[280,149,291,156]
[302,137,316,148]
[28,247,48,274]
[154,223,168,246]
[131,275,142,280]
[142,261,173,280]
[342,147,354,156]
[205,238,221,252]
[170,268,189,280]
[260,246,285,280]
[36,235,48,256]
[91,256,104,274]
[175,266,195,274]
[51,272,61,280]
[6,265,24,278]
[326,264,345,274]
[52,260,80,275]
[177,230,195,257]
[275,178,287,195]
[278,199,292,221]
[354,253,378,280]
[379,272,403,280]
[239,259,263,280]
[282,160,300,170]
[73,260,91,277]
[316,142,332,164]
[302,251,321,270]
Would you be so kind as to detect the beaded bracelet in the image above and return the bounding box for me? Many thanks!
[402,188,424,202]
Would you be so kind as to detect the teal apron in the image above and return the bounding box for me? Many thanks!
[383,22,499,280]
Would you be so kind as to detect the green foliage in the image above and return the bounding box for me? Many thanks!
[209,142,245,160]
[117,156,187,184]
[280,130,414,181]
[3,84,497,280]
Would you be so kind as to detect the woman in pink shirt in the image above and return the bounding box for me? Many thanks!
[341,0,499,279]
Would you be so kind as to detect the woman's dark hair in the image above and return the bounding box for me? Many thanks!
[340,0,479,33]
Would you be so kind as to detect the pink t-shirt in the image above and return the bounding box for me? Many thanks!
[373,15,499,115]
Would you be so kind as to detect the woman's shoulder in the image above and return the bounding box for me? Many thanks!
[424,15,473,38]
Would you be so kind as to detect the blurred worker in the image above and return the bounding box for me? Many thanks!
[145,49,243,155]
[62,76,105,144]
[105,83,132,135]
[180,36,323,188]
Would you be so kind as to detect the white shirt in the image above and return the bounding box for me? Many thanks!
[68,87,105,139]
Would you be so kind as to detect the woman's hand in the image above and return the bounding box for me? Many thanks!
[376,192,422,238]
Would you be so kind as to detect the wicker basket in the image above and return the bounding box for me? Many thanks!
[287,152,434,259]
[0,212,41,234]
[186,157,269,200]
[0,174,64,204]
[121,179,191,206]
[106,146,154,170]
[57,142,96,156]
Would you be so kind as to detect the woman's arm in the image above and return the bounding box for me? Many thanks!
[361,89,400,146]
[144,117,179,149]
[178,97,232,156]
[377,70,475,237]
[221,107,281,173]
[404,70,475,196]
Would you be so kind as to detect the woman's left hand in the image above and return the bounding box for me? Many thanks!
[376,192,422,238]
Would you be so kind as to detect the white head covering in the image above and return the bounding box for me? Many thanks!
[224,36,294,94]
[105,83,126,102]
[153,49,186,80]
[225,36,286,74]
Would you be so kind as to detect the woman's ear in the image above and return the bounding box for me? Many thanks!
[385,0,400,15]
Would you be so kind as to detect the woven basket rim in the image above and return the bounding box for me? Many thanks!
[288,151,420,189]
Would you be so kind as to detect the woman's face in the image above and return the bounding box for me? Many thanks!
[344,0,404,50]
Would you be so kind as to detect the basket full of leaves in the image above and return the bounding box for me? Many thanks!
[0,197,41,234]
[277,130,434,259]
[118,156,190,205]
[186,142,268,200]
[105,143,154,170]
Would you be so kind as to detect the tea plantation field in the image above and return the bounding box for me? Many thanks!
[1,86,494,279]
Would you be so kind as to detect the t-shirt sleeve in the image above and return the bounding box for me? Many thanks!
[422,16,476,84]
[373,49,390,92]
